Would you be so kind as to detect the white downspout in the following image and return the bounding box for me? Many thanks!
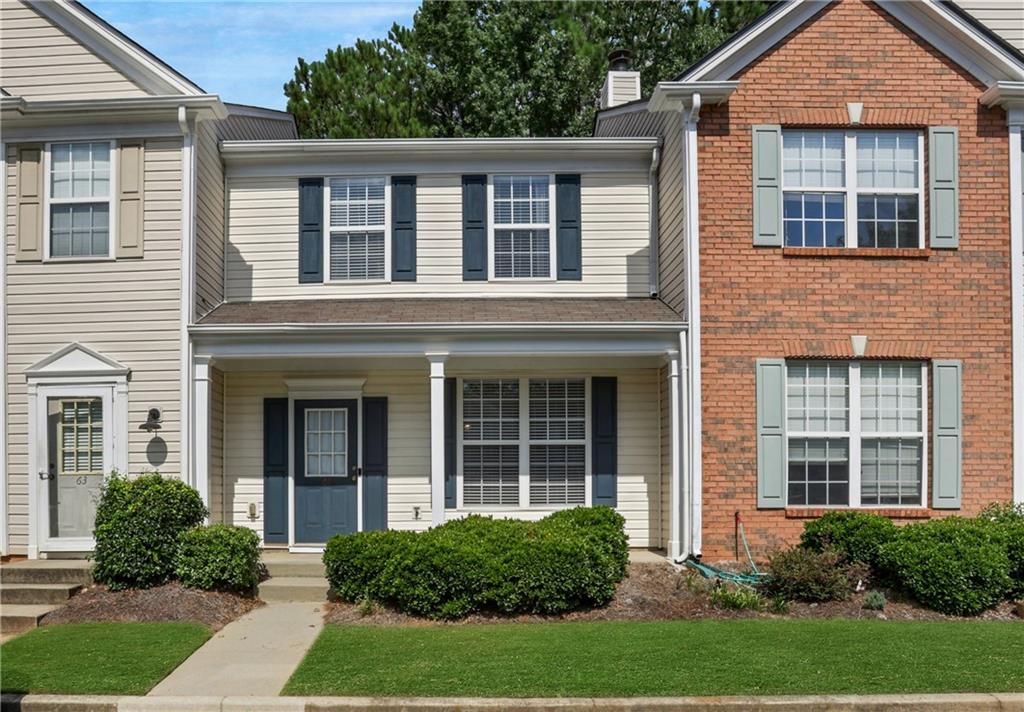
[178,106,195,488]
[1008,110,1024,504]
[649,146,662,297]
[684,94,704,557]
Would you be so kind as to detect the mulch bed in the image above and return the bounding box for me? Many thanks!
[41,582,262,631]
[324,562,1024,625]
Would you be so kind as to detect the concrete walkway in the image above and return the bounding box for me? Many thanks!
[149,602,323,697]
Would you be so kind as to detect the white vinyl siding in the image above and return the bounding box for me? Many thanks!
[219,367,661,547]
[224,172,651,299]
[953,1,1024,53]
[0,0,149,100]
[4,139,184,554]
[782,130,924,249]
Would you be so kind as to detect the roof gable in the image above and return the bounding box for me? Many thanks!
[0,0,202,100]
[678,0,1024,87]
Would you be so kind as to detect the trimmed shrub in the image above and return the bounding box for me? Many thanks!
[175,525,261,594]
[800,511,897,570]
[862,590,886,611]
[878,517,1013,616]
[710,585,764,611]
[93,473,207,590]
[323,507,629,619]
[759,546,867,603]
[978,502,1024,597]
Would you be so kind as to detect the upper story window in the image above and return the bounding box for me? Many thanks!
[47,142,113,259]
[786,360,925,508]
[327,176,388,281]
[490,175,553,279]
[782,131,923,249]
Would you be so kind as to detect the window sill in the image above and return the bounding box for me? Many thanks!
[781,247,931,259]
[784,507,932,519]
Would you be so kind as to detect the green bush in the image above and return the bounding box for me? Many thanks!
[323,507,629,619]
[862,590,886,611]
[978,502,1024,597]
[175,525,261,594]
[878,517,1013,616]
[93,473,207,590]
[710,585,764,611]
[800,511,897,570]
[759,546,867,603]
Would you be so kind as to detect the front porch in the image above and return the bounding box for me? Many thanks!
[188,300,694,558]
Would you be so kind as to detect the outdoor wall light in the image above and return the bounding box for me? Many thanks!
[141,407,163,432]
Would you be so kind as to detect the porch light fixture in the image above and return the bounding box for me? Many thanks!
[141,407,162,432]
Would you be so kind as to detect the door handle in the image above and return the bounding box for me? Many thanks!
[353,467,363,478]
[39,470,54,481]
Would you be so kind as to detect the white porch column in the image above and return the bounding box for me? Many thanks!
[192,355,212,515]
[666,349,683,561]
[427,353,448,525]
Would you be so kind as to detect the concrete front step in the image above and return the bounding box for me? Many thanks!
[261,553,325,579]
[258,576,329,603]
[0,582,81,605]
[0,603,59,634]
[0,559,93,585]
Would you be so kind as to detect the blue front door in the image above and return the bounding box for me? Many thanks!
[294,399,358,543]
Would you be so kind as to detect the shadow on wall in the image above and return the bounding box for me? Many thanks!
[626,247,653,298]
[225,241,254,302]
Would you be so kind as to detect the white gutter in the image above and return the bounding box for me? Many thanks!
[178,107,195,489]
[190,321,685,336]
[649,147,662,297]
[0,95,227,120]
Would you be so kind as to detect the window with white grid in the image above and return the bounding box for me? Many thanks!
[59,399,104,475]
[492,175,551,278]
[528,379,586,506]
[328,177,386,280]
[304,408,348,477]
[785,360,926,508]
[462,379,520,506]
[48,142,112,258]
[782,130,923,249]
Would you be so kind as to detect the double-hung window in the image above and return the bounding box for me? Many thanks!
[326,176,388,281]
[786,360,926,508]
[460,377,588,508]
[490,175,553,279]
[47,142,114,259]
[783,130,924,249]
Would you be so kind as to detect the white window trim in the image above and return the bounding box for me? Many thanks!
[782,131,925,249]
[455,375,592,511]
[321,175,391,284]
[42,140,118,262]
[486,173,557,281]
[785,361,928,509]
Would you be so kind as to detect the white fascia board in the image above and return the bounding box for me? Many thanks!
[1,95,228,120]
[29,0,205,96]
[980,81,1024,108]
[191,322,685,336]
[648,82,738,113]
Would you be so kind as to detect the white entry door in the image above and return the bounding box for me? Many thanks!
[35,385,114,552]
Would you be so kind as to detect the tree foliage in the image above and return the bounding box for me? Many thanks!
[284,0,769,138]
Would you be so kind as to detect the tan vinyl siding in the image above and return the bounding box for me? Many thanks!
[954,1,1024,52]
[194,121,225,318]
[4,138,183,553]
[595,109,686,313]
[225,172,651,300]
[0,0,149,100]
[659,363,671,549]
[222,368,661,547]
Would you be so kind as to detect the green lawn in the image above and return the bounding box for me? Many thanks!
[1,622,211,695]
[284,619,1024,697]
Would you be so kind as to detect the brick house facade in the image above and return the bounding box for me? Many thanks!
[598,0,1024,561]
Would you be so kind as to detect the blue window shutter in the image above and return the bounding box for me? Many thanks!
[932,360,962,509]
[752,125,783,246]
[298,177,323,283]
[263,398,288,543]
[592,377,617,507]
[391,176,417,281]
[444,377,457,508]
[929,127,959,249]
[462,175,487,281]
[555,174,582,280]
[756,359,786,508]
[362,397,388,531]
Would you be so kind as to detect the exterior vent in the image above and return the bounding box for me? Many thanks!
[600,49,641,110]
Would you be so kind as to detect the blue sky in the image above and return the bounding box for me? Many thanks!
[83,1,419,110]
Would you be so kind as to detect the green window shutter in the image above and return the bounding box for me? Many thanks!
[756,358,786,508]
[929,127,959,249]
[752,125,783,246]
[932,360,962,509]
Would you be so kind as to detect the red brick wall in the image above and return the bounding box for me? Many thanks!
[697,0,1013,560]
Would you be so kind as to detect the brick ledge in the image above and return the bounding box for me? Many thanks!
[785,508,933,520]
[782,247,932,258]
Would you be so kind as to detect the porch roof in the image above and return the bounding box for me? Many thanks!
[196,297,684,328]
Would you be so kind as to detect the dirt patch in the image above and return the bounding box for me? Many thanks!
[41,582,262,631]
[324,562,1023,625]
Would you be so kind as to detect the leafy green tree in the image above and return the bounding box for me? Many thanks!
[284,1,769,139]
